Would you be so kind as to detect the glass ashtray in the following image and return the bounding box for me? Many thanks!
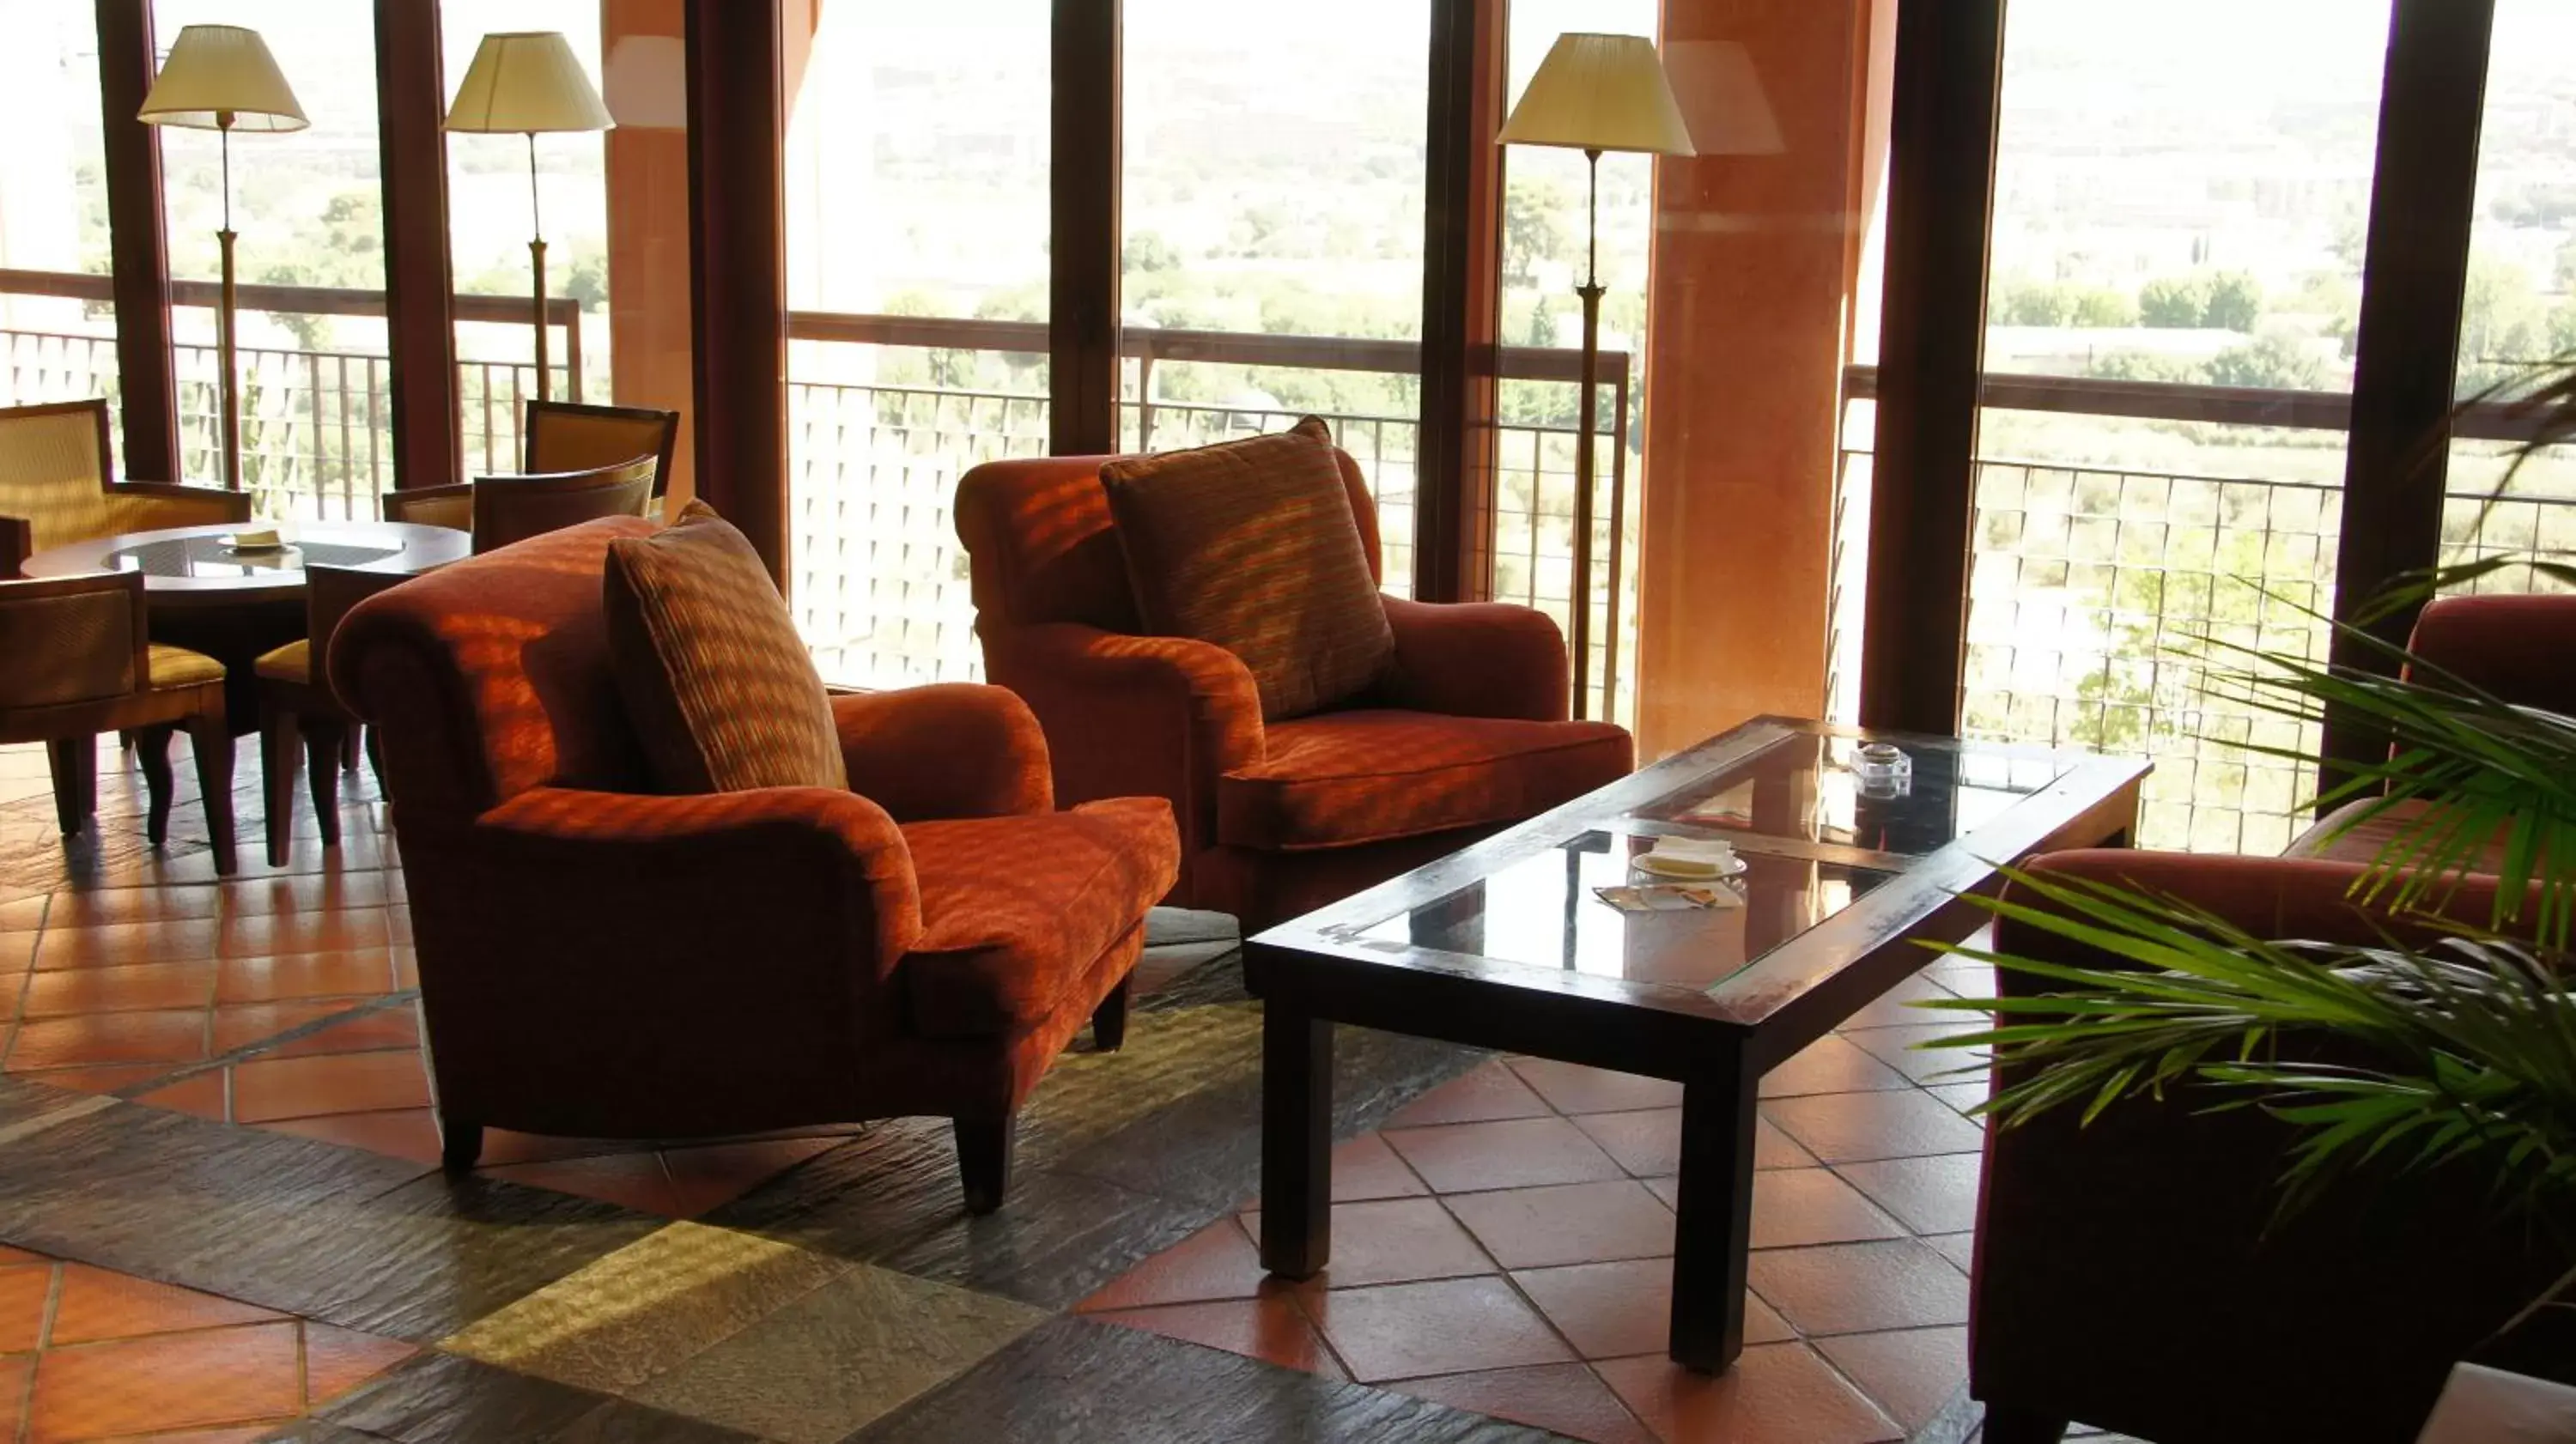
[1853,742,1913,793]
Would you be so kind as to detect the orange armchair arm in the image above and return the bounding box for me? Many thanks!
[1380,595,1570,721]
[981,622,1263,854]
[466,784,923,975]
[830,684,1053,822]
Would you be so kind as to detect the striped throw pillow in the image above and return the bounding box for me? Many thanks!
[1101,417,1393,720]
[603,501,848,794]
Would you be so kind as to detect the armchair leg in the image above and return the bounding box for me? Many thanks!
[134,726,177,845]
[185,716,237,877]
[440,1116,483,1174]
[340,725,361,773]
[45,736,95,836]
[261,713,299,868]
[1092,976,1132,1053]
[303,719,345,848]
[953,1115,1018,1215]
[1981,1405,2069,1444]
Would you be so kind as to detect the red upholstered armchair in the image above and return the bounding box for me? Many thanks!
[956,451,1634,930]
[1971,592,2576,1443]
[330,517,1178,1211]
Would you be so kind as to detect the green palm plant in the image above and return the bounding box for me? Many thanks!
[1917,367,2576,1343]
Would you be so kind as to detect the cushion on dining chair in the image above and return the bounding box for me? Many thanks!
[252,639,310,686]
[1098,416,1394,721]
[146,644,226,690]
[601,501,848,795]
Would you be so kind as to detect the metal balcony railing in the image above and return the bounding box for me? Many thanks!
[1832,365,2576,853]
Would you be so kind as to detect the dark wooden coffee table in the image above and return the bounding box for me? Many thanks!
[1245,716,2147,1374]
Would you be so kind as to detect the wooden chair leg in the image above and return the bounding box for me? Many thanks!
[440,1115,483,1174]
[1980,1405,2069,1444]
[953,1115,1018,1215]
[1092,975,1132,1052]
[186,715,238,877]
[340,725,361,774]
[261,713,300,868]
[303,719,345,848]
[44,736,95,836]
[364,726,385,793]
[134,725,177,845]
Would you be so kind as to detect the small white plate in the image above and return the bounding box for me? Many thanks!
[1633,851,1747,880]
[224,536,290,555]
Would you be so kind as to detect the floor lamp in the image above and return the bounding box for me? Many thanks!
[138,25,307,493]
[445,33,615,403]
[1499,33,1695,720]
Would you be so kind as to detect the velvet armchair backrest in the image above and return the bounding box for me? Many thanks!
[954,446,1385,633]
[2408,592,2576,719]
[331,516,658,824]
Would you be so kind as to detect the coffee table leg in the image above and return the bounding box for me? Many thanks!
[1670,1049,1760,1372]
[1261,1004,1333,1279]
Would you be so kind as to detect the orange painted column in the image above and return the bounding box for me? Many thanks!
[1635,0,1893,759]
[600,0,698,503]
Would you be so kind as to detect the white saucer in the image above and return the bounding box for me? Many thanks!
[1633,851,1747,880]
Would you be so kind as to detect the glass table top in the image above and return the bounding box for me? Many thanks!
[1343,828,1899,993]
[102,537,404,580]
[1634,731,2066,858]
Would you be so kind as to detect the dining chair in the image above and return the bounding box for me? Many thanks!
[0,570,237,873]
[383,456,657,554]
[254,563,416,866]
[524,399,679,499]
[0,398,249,577]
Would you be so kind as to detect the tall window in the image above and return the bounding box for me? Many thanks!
[784,0,1051,688]
[0,4,116,434]
[153,0,386,514]
[1962,0,2391,852]
[2441,0,2576,594]
[440,4,614,477]
[1120,0,1432,591]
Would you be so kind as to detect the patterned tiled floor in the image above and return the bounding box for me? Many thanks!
[0,734,2090,1443]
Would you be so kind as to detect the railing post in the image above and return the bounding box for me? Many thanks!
[1135,349,1155,452]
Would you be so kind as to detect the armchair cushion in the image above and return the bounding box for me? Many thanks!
[602,501,848,794]
[899,797,1180,1038]
[2283,795,2512,875]
[253,639,309,685]
[1218,709,1634,852]
[147,645,226,690]
[1099,417,1393,720]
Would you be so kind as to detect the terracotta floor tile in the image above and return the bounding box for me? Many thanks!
[1814,1326,1967,1433]
[257,1107,446,1168]
[9,1063,171,1095]
[1384,1061,1554,1128]
[0,1263,53,1352]
[1923,957,1995,1000]
[264,1005,420,1059]
[1746,1240,1970,1337]
[0,1247,47,1266]
[1748,1169,1907,1251]
[1504,1059,1684,1115]
[1443,1180,1674,1271]
[477,1151,683,1217]
[1388,1362,1657,1444]
[32,886,222,929]
[3,1010,209,1072]
[1845,1022,1990,1087]
[1382,1116,1625,1194]
[0,895,45,931]
[1091,1295,1341,1378]
[1759,1034,1913,1098]
[1836,1153,1983,1236]
[132,1070,228,1123]
[0,931,36,972]
[215,909,395,961]
[301,1320,416,1406]
[1513,1259,1795,1360]
[1926,1081,1990,1118]
[227,1050,429,1124]
[213,950,401,1004]
[46,1264,281,1345]
[0,1354,27,1438]
[17,962,217,1019]
[217,871,394,918]
[475,1127,647,1167]
[208,1001,366,1054]
[1078,1219,1273,1313]
[27,1319,306,1440]
[1303,1276,1571,1383]
[392,947,419,988]
[1569,1111,1821,1182]
[1841,973,1959,1031]
[659,1136,847,1217]
[1925,1231,1977,1274]
[31,919,223,970]
[1242,1198,1496,1289]
[1759,1089,1987,1164]
[1330,1132,1427,1201]
[1597,1343,1902,1444]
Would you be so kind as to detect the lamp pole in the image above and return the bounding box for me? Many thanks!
[216,109,241,492]
[526,131,550,402]
[1570,145,1604,722]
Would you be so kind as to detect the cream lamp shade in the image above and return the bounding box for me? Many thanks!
[1499,33,1695,157]
[137,25,307,132]
[446,32,615,135]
